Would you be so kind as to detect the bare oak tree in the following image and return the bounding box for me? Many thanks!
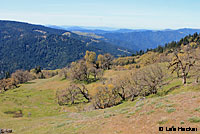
[168,47,195,84]
[96,53,113,70]
[137,64,168,96]
[56,84,90,105]
[69,60,88,81]
[92,84,120,109]
[110,64,168,101]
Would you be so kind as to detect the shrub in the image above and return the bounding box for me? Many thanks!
[96,53,113,70]
[188,116,200,123]
[11,70,34,86]
[58,67,69,79]
[42,70,58,79]
[92,84,121,109]
[56,84,90,105]
[113,57,135,66]
[134,64,169,96]
[166,108,176,113]
[68,60,88,81]
[0,78,14,92]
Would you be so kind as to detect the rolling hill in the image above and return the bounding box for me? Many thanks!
[0,66,200,134]
[0,20,132,78]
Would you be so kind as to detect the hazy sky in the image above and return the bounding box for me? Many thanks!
[1,0,200,29]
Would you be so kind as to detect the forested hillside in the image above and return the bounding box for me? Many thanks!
[67,27,200,51]
[99,29,200,50]
[0,20,131,78]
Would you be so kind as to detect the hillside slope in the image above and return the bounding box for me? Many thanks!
[0,72,200,134]
[0,20,131,78]
[100,29,200,50]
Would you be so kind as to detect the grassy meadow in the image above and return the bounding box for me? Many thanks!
[0,68,200,134]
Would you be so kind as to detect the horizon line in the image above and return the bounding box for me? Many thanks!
[1,19,200,31]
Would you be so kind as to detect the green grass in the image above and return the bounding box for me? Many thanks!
[104,114,115,118]
[106,100,137,114]
[151,75,200,98]
[165,104,176,107]
[1,68,200,134]
[56,123,65,128]
[135,107,142,112]
[136,103,144,107]
[128,111,136,116]
[151,101,156,105]
[166,108,176,113]
[0,76,76,117]
[192,95,197,98]
[155,102,164,109]
[0,76,139,133]
[195,107,200,112]
[180,121,185,124]
[0,88,60,118]
[119,110,129,114]
[158,119,168,125]
[188,116,200,123]
[147,110,155,115]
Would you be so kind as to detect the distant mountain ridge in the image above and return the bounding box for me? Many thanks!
[99,29,200,50]
[47,25,118,34]
[0,20,131,78]
[54,25,200,51]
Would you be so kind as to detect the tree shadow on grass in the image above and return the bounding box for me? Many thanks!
[24,82,36,84]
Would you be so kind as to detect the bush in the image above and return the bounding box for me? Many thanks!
[11,70,34,85]
[92,84,121,109]
[42,70,58,79]
[58,67,69,79]
[0,70,34,92]
[96,53,113,70]
[188,116,200,123]
[67,59,104,83]
[0,78,14,92]
[68,60,88,81]
[113,57,135,66]
[56,84,90,105]
[110,64,169,101]
[134,64,169,96]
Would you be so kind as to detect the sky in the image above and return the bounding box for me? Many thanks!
[1,0,200,29]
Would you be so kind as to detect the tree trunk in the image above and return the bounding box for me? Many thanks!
[131,94,137,101]
[150,87,157,94]
[71,96,74,104]
[118,93,126,101]
[94,74,96,81]
[182,75,187,85]
[176,71,179,78]
[195,76,199,84]
[79,86,91,102]
[3,87,6,91]
[83,93,90,102]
